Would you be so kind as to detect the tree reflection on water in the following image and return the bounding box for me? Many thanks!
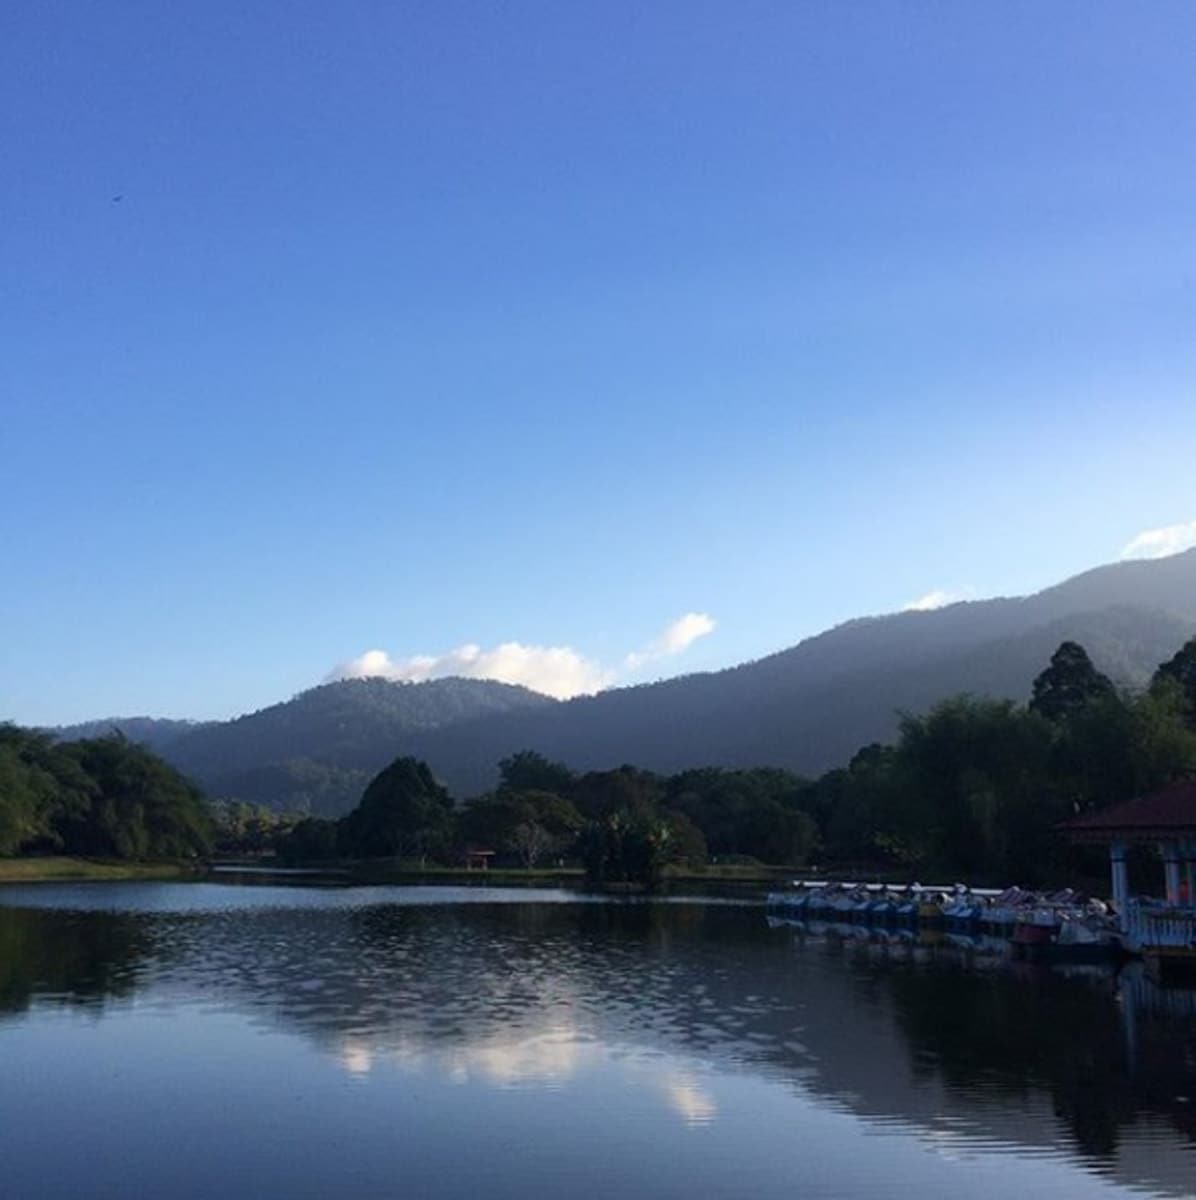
[1,889,1194,1192]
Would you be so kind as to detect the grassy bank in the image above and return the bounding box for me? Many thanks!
[0,857,202,884]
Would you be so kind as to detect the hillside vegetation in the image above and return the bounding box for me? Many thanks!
[11,635,1196,887]
[400,553,1196,795]
[49,548,1196,810]
[275,638,1196,887]
[0,727,212,860]
[57,677,555,815]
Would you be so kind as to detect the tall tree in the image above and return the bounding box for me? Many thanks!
[497,750,575,796]
[0,744,53,855]
[339,757,453,861]
[895,698,1056,879]
[58,735,212,859]
[278,816,339,862]
[1029,642,1116,723]
[459,789,582,865]
[0,725,96,855]
[573,766,662,821]
[1153,637,1196,724]
[578,810,679,889]
[666,766,813,864]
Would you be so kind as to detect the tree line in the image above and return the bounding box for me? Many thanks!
[6,636,1196,882]
[277,637,1196,887]
[803,638,1196,884]
[0,726,212,859]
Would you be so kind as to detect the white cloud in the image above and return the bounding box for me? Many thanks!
[658,612,716,654]
[1120,520,1196,561]
[903,588,974,612]
[328,642,614,700]
[623,612,716,670]
[327,611,716,699]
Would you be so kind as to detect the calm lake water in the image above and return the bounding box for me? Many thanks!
[1,883,1195,1200]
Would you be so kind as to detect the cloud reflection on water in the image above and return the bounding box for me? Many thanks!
[2,890,1195,1195]
[334,1023,719,1127]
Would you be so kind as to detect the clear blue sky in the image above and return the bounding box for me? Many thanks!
[4,2,1196,724]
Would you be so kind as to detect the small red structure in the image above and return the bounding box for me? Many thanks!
[464,848,495,871]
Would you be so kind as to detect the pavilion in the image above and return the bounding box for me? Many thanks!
[463,847,496,871]
[1065,778,1196,966]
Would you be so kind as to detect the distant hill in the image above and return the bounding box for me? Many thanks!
[395,549,1196,794]
[146,677,552,814]
[50,716,212,755]
[57,549,1196,811]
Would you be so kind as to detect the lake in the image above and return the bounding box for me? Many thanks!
[1,882,1194,1199]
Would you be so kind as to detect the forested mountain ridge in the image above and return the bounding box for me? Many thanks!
[402,601,1196,795]
[50,717,211,755]
[395,550,1196,794]
[48,549,1196,811]
[59,677,557,816]
[165,677,556,775]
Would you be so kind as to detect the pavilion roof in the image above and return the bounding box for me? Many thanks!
[1063,779,1196,843]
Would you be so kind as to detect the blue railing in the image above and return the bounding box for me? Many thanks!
[1124,899,1196,952]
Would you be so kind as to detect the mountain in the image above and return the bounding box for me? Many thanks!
[55,549,1196,810]
[394,549,1196,794]
[149,677,551,814]
[50,717,212,755]
[167,676,555,773]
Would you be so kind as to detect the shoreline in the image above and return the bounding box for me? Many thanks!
[213,858,792,896]
[0,857,204,884]
[0,855,790,894]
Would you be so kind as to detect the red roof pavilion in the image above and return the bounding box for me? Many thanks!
[1064,779,1196,843]
[1062,779,1196,944]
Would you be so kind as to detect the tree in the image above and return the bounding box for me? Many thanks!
[826,745,903,865]
[458,795,521,850]
[0,725,96,855]
[578,809,681,889]
[0,744,54,856]
[210,800,296,855]
[573,766,662,822]
[621,818,676,890]
[1129,685,1196,791]
[57,735,212,859]
[0,725,212,861]
[339,757,453,862]
[497,750,575,796]
[1029,642,1116,723]
[577,814,621,884]
[278,816,339,862]
[665,767,811,864]
[510,821,553,869]
[459,789,582,866]
[206,759,373,818]
[1153,637,1196,725]
[894,697,1056,879]
[662,810,708,867]
[1053,687,1196,815]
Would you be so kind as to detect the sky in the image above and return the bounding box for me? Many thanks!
[3,2,1196,725]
